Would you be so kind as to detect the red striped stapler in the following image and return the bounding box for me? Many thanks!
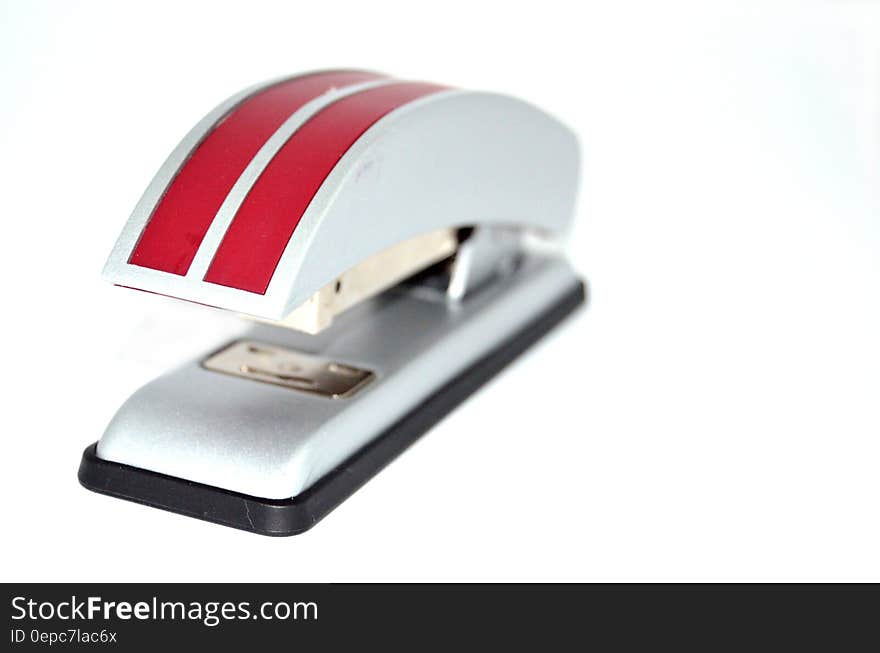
[78,70,586,535]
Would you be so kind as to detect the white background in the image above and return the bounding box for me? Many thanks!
[2,1,879,582]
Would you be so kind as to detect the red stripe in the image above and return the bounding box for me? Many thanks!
[203,82,448,294]
[128,70,385,275]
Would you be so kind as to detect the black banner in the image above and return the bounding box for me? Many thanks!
[3,584,879,649]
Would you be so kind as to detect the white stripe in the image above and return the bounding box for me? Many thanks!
[186,78,397,280]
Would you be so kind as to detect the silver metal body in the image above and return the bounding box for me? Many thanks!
[97,255,578,500]
[94,73,583,503]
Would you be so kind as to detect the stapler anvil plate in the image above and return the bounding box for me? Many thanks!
[78,70,587,535]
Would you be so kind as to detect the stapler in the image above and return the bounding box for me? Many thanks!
[78,70,586,535]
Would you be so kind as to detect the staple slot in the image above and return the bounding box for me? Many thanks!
[203,340,374,398]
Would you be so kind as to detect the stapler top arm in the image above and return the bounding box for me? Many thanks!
[104,70,579,330]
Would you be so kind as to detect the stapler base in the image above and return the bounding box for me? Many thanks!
[78,280,585,536]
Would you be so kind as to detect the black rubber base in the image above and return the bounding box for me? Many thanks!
[79,281,586,536]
